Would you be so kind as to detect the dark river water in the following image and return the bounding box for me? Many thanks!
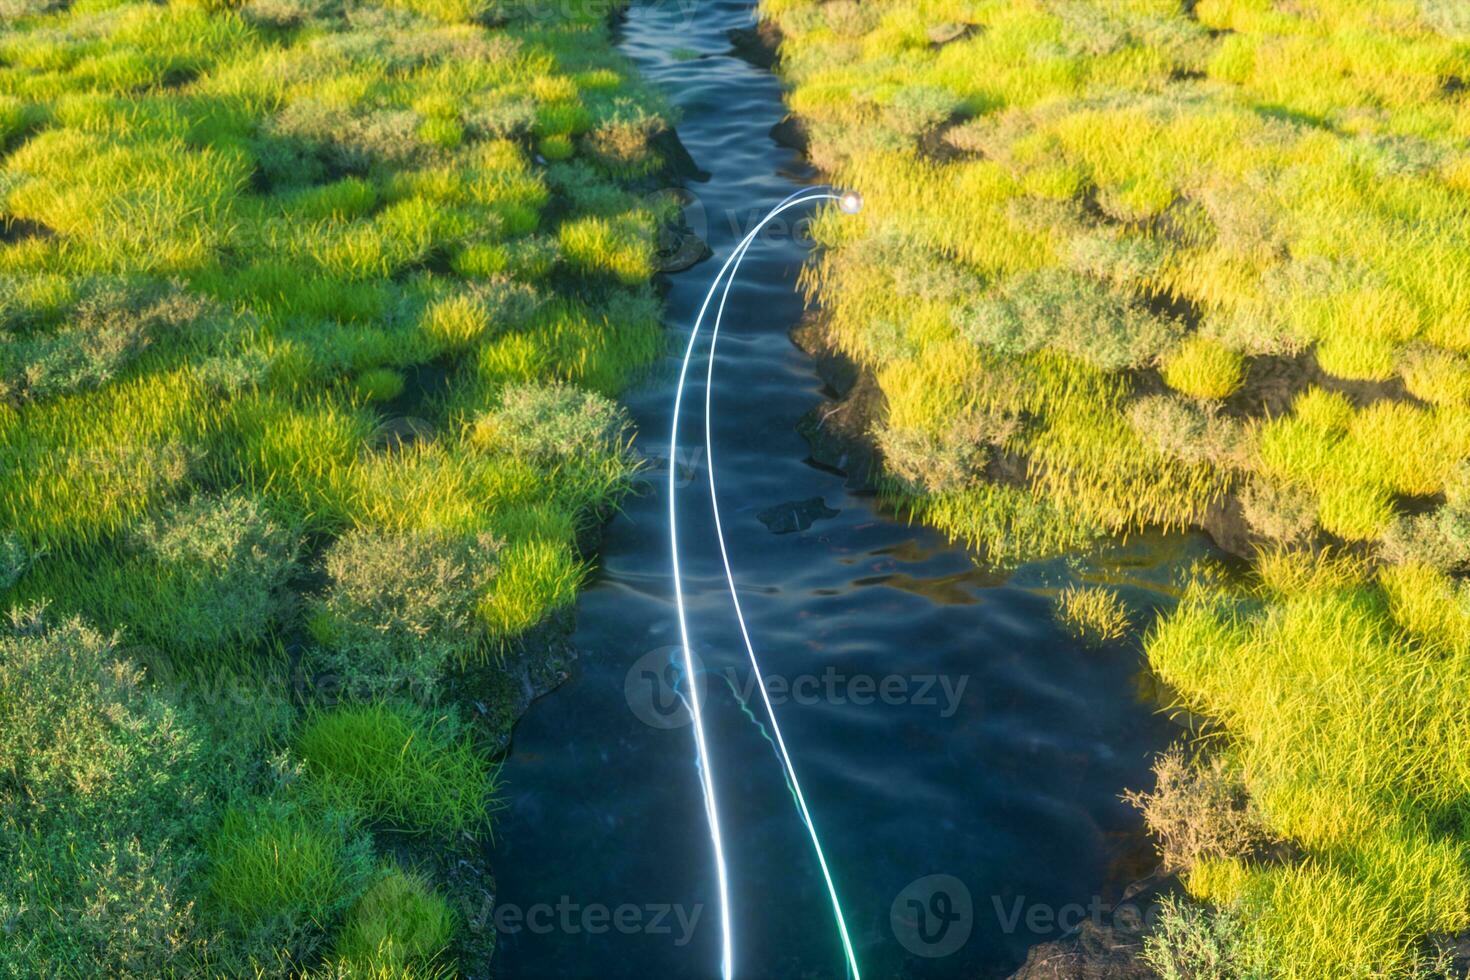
[488,2,1185,977]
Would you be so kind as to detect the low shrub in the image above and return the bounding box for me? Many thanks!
[1128,395,1246,468]
[296,702,498,838]
[309,528,499,700]
[1142,895,1257,980]
[24,493,300,659]
[333,867,454,970]
[956,268,1181,372]
[471,381,630,464]
[1398,344,1470,406]
[1238,477,1317,545]
[882,84,963,139]
[1124,745,1266,874]
[583,112,665,179]
[0,607,213,976]
[1055,585,1132,645]
[0,280,216,405]
[875,418,999,496]
[1379,505,1470,572]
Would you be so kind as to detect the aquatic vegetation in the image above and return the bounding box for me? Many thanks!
[767,0,1470,970]
[0,0,667,970]
[1054,584,1132,645]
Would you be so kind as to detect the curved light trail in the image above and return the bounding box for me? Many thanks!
[668,186,862,980]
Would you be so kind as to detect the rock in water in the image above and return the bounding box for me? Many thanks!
[757,497,839,534]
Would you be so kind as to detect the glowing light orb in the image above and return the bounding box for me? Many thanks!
[838,190,864,214]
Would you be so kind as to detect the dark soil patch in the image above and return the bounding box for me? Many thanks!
[1224,351,1413,419]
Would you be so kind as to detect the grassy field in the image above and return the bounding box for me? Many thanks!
[0,0,676,973]
[762,0,1470,974]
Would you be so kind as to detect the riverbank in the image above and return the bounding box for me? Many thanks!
[761,0,1470,975]
[0,2,678,973]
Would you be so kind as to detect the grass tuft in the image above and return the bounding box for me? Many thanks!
[296,702,499,839]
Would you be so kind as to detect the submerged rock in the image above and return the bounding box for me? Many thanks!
[757,497,839,534]
[654,226,711,273]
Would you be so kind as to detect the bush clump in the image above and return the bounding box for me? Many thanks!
[133,493,300,646]
[875,405,1019,496]
[24,493,302,659]
[1398,343,1470,406]
[0,280,213,405]
[1238,477,1317,545]
[472,381,630,464]
[1143,895,1257,980]
[1379,505,1470,572]
[1128,394,1246,468]
[956,268,1182,371]
[296,702,498,838]
[309,528,500,700]
[1125,745,1267,874]
[0,607,214,976]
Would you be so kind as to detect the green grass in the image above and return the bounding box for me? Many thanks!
[767,0,1470,972]
[0,0,669,971]
[206,804,371,933]
[1146,552,1470,976]
[332,868,454,971]
[296,702,499,839]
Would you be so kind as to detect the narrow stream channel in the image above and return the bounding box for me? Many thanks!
[489,3,1181,976]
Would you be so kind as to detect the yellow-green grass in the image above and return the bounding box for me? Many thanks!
[1148,553,1470,976]
[0,0,669,972]
[767,0,1470,971]
[773,0,1470,560]
[1054,584,1132,645]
